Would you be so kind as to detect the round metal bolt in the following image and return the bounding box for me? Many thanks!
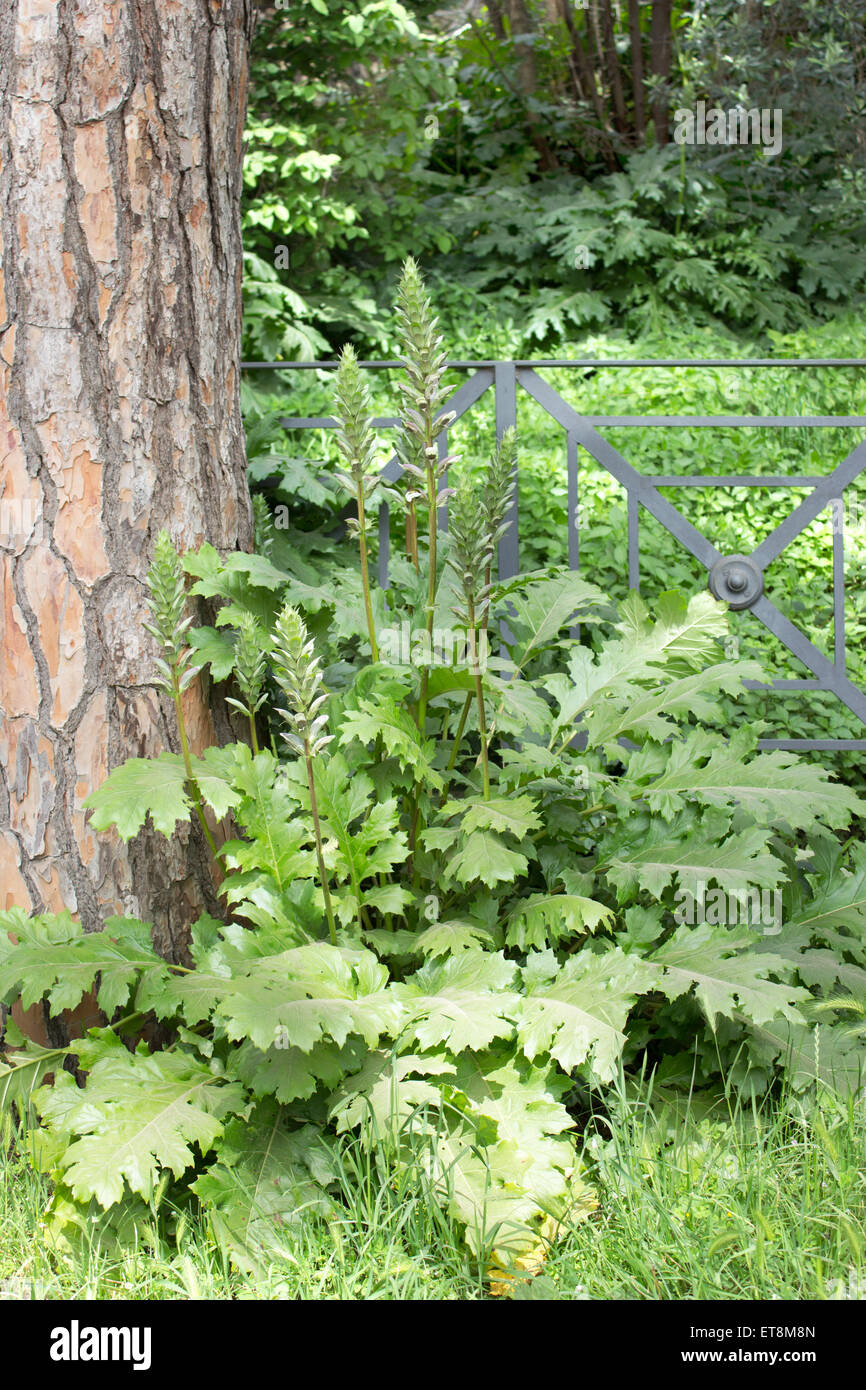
[727,566,748,592]
[707,554,764,611]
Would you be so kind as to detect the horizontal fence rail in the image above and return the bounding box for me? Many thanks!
[242,358,866,753]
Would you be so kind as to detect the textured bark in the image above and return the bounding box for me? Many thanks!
[587,1,606,76]
[506,0,537,100]
[627,0,646,142]
[599,0,628,136]
[503,0,559,170]
[0,0,254,968]
[558,0,619,171]
[486,1,506,42]
[649,0,673,145]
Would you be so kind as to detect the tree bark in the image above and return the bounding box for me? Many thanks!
[486,0,506,42]
[506,0,537,100]
[628,0,647,142]
[599,0,629,136]
[0,0,254,966]
[588,1,606,78]
[558,0,619,171]
[504,0,559,170]
[649,0,673,145]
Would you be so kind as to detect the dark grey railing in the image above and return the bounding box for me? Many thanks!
[242,358,866,752]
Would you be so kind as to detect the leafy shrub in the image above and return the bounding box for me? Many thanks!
[2,266,865,1275]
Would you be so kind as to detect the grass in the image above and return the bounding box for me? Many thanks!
[2,1076,863,1301]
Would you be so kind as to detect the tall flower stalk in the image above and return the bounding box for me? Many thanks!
[448,428,517,773]
[446,486,498,800]
[271,602,338,945]
[143,531,216,856]
[333,343,381,662]
[226,611,268,756]
[395,258,456,733]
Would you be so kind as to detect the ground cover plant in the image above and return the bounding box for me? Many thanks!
[2,266,865,1287]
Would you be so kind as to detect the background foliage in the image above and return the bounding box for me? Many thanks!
[241,0,866,359]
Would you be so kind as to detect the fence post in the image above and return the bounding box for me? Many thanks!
[495,362,518,580]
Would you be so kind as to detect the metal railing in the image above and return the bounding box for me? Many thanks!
[242,358,866,752]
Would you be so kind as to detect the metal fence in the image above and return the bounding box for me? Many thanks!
[242,357,866,752]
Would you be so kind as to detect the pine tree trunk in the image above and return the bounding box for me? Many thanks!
[0,0,254,970]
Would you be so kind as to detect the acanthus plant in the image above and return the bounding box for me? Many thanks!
[2,262,866,1278]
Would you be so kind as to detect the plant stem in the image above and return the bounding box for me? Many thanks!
[356,482,379,662]
[304,745,337,946]
[447,693,473,771]
[406,505,419,568]
[171,676,218,858]
[248,712,260,757]
[473,672,490,800]
[468,599,490,799]
[416,451,439,737]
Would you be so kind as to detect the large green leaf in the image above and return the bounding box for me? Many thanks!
[193,1101,337,1273]
[614,590,730,670]
[651,922,809,1028]
[230,1035,365,1105]
[633,729,864,829]
[746,1016,865,1094]
[188,625,238,682]
[189,746,245,821]
[602,814,784,900]
[518,947,658,1081]
[448,794,542,838]
[330,1051,456,1140]
[506,894,614,950]
[415,918,498,958]
[215,943,403,1052]
[0,1020,67,1111]
[339,697,441,786]
[312,755,409,908]
[447,830,529,889]
[37,1035,246,1207]
[0,914,164,1015]
[218,749,317,915]
[396,952,520,1053]
[501,570,604,669]
[331,1049,581,1258]
[545,595,739,746]
[433,1055,578,1257]
[83,754,190,840]
[783,839,866,963]
[585,661,762,747]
